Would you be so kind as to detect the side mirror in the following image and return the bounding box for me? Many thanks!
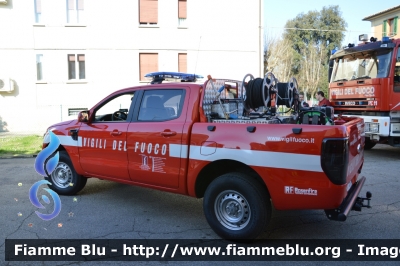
[78,111,89,123]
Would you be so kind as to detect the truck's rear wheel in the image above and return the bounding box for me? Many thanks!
[45,151,87,195]
[364,138,376,150]
[203,172,271,240]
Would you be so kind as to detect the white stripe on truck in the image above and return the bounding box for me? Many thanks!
[187,146,323,172]
[45,135,321,172]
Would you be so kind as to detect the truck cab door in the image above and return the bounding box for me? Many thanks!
[127,88,188,189]
[78,91,137,180]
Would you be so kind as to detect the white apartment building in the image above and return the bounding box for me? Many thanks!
[0,0,264,134]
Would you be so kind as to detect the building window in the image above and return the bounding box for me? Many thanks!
[178,53,187,73]
[68,54,85,80]
[67,0,84,24]
[383,17,398,37]
[139,53,158,81]
[36,54,43,80]
[178,0,187,27]
[34,0,42,23]
[139,0,158,25]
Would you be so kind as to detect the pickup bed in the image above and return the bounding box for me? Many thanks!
[41,72,370,240]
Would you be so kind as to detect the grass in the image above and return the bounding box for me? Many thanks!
[0,135,43,157]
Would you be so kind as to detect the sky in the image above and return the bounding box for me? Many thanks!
[264,0,400,46]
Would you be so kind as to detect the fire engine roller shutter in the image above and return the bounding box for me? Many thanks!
[139,53,158,81]
[139,0,158,24]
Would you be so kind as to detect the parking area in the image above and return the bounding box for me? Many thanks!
[1,144,399,265]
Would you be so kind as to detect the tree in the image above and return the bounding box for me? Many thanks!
[264,34,301,83]
[283,5,347,59]
[282,5,347,101]
[297,44,326,102]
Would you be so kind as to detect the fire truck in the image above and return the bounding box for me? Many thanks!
[329,34,400,149]
[41,72,370,240]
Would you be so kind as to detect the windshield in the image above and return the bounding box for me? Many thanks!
[331,49,392,82]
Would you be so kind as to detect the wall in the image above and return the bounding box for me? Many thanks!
[366,8,400,39]
[0,0,263,133]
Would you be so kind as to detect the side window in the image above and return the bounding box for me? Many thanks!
[138,89,185,121]
[395,46,400,83]
[395,46,400,92]
[94,92,135,122]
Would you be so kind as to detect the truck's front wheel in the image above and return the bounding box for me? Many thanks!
[364,138,376,150]
[203,172,271,240]
[45,151,87,195]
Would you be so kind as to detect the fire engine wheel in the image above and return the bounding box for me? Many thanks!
[45,151,87,195]
[203,172,271,240]
[364,138,376,150]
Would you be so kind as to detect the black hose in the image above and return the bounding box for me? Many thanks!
[245,78,266,109]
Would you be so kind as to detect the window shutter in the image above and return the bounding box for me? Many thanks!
[178,0,187,19]
[35,0,42,13]
[394,17,398,35]
[68,0,75,10]
[77,0,84,10]
[383,20,387,37]
[139,0,158,24]
[68,54,76,80]
[139,54,158,81]
[178,53,187,73]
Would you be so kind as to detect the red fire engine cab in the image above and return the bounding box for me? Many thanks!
[329,34,400,149]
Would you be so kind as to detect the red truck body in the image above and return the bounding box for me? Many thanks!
[329,36,400,149]
[42,75,369,240]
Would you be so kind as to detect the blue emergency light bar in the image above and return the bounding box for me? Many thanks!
[145,72,204,84]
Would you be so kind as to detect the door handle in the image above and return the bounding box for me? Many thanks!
[111,130,122,136]
[161,131,176,136]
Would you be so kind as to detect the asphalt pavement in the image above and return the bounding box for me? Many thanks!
[1,144,399,266]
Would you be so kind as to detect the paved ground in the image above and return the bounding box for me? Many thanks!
[1,144,399,265]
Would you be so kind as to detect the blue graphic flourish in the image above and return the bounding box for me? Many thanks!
[31,131,62,221]
[29,180,61,221]
[34,131,60,176]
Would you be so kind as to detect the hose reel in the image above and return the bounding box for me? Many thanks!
[243,72,299,112]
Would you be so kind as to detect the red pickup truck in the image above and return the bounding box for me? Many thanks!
[42,72,370,240]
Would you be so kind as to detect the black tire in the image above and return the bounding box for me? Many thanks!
[203,172,271,240]
[76,175,88,193]
[45,151,87,195]
[364,138,376,150]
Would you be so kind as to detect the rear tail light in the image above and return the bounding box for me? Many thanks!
[321,138,349,185]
